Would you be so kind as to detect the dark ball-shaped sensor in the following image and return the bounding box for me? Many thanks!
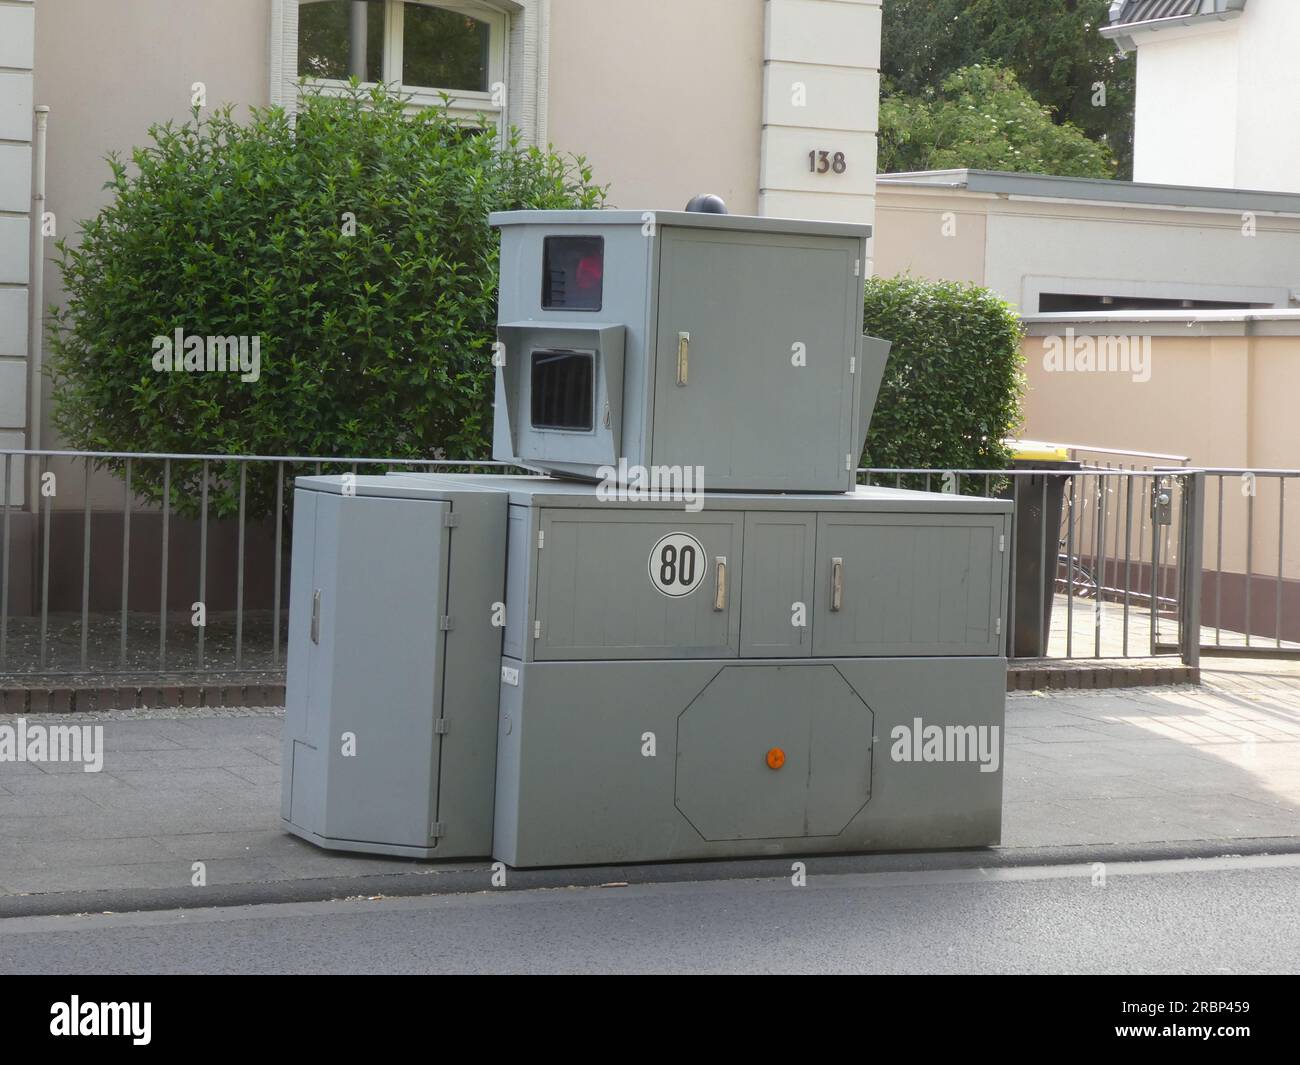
[684,194,729,214]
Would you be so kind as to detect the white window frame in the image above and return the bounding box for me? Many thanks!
[273,0,542,135]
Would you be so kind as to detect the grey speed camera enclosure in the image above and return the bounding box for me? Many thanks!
[491,210,890,492]
[282,206,1011,870]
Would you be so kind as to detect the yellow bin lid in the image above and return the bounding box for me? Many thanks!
[1009,440,1071,463]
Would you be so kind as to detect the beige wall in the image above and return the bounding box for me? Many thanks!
[1020,326,1300,579]
[32,0,271,506]
[873,201,986,285]
[548,0,881,223]
[547,0,765,214]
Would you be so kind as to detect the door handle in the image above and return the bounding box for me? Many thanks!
[677,332,690,386]
[830,558,843,612]
[310,589,321,644]
[713,556,728,611]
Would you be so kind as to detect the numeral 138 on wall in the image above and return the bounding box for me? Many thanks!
[809,150,847,174]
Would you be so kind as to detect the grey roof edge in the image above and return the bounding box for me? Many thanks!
[1101,0,1246,48]
[876,169,1300,215]
[489,209,871,239]
[1022,308,1300,338]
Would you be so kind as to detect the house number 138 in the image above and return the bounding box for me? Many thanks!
[809,150,847,174]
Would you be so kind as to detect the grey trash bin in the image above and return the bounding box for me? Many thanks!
[1005,450,1083,658]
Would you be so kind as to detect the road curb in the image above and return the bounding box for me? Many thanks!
[4,836,1299,920]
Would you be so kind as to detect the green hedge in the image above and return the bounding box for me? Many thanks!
[862,276,1025,473]
[48,84,606,519]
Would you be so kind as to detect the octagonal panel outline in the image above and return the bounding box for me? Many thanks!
[673,663,875,842]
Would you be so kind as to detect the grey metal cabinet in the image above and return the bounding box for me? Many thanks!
[812,512,1007,657]
[532,509,743,660]
[489,210,881,492]
[285,492,449,849]
[651,227,860,491]
[282,476,508,859]
[739,512,816,657]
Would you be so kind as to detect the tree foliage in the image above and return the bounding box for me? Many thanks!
[881,0,1134,176]
[879,64,1115,178]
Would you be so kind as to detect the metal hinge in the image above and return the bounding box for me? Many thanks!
[853,258,861,277]
[849,356,856,375]
[434,719,450,735]
[999,534,1006,552]
[537,530,545,549]
[533,620,541,639]
[995,617,1002,636]
[439,615,454,631]
[430,822,446,839]
[442,512,459,529]
[845,453,853,472]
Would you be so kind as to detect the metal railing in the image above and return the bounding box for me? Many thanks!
[1202,469,1300,657]
[1,449,1294,679]
[0,449,521,678]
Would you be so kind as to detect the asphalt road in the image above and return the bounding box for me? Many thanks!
[2,854,1298,974]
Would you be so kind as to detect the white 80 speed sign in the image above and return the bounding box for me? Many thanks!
[648,532,707,598]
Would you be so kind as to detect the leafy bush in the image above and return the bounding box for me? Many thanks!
[878,64,1115,178]
[48,84,606,518]
[862,276,1025,474]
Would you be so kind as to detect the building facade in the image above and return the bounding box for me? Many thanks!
[3,0,882,465]
[1103,0,1300,195]
[874,169,1300,315]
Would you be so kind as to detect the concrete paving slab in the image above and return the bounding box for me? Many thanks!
[222,764,282,786]
[149,831,313,861]
[97,746,276,771]
[108,767,261,791]
[21,836,177,867]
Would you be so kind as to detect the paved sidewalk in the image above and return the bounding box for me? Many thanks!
[0,657,1297,912]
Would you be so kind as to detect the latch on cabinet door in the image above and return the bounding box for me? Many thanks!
[676,332,690,386]
[713,556,728,611]
[830,558,844,612]
[310,590,321,644]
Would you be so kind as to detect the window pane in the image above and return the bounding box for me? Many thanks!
[299,0,384,82]
[402,3,491,92]
[531,351,595,432]
[542,237,604,312]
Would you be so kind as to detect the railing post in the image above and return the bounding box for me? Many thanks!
[1180,470,1206,669]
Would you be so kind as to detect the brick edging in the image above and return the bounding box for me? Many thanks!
[0,684,286,713]
[1006,665,1199,691]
